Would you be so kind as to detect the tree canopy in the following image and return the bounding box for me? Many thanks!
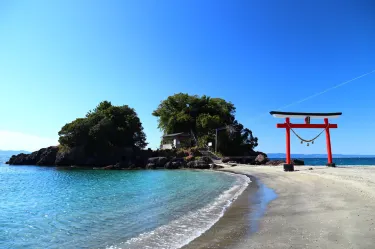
[152,93,258,155]
[58,101,147,153]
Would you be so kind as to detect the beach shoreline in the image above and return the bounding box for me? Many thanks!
[182,169,277,249]
[183,165,375,249]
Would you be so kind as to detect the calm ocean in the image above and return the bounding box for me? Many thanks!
[1,153,374,249]
[276,157,375,166]
[0,154,248,249]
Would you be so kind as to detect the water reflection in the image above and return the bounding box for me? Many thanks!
[248,179,277,233]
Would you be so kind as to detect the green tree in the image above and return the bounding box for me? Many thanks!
[152,93,258,155]
[58,101,147,153]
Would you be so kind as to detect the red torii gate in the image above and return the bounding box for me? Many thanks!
[270,111,342,171]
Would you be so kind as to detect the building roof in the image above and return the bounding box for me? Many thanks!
[162,132,191,138]
[270,111,342,119]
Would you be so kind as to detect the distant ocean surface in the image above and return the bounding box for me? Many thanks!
[272,157,375,166]
[0,154,249,249]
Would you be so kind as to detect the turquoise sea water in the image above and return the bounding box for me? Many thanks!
[0,154,248,249]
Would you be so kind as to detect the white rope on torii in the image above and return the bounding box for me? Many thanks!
[287,122,329,146]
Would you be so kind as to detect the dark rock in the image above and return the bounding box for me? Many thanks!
[55,146,136,167]
[292,159,305,165]
[147,157,168,168]
[255,154,269,165]
[115,160,137,169]
[146,163,156,169]
[208,163,223,169]
[266,160,285,166]
[186,160,210,169]
[55,146,86,166]
[7,147,51,165]
[164,161,185,169]
[265,159,305,166]
[213,164,224,169]
[222,156,256,164]
[36,146,58,166]
[200,156,213,164]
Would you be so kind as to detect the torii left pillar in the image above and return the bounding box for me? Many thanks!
[284,118,293,171]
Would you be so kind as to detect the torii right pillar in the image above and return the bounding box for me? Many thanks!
[325,118,335,167]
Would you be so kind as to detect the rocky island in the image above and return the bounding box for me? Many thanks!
[6,96,304,169]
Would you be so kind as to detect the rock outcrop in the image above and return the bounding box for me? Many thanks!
[6,145,271,170]
[7,146,58,166]
[146,157,169,169]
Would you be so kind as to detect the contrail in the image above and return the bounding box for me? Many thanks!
[276,69,375,111]
[248,69,375,123]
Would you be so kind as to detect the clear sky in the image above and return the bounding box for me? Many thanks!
[0,0,374,154]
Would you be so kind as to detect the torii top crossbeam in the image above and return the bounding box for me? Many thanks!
[270,111,342,171]
[270,111,342,119]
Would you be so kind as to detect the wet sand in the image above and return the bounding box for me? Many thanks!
[184,165,375,249]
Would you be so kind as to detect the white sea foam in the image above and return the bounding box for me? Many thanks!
[106,172,250,249]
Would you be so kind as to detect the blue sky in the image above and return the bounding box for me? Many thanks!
[0,0,374,154]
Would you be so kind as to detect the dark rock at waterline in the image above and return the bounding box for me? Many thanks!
[292,159,305,165]
[55,146,86,166]
[265,159,305,166]
[266,160,285,166]
[164,157,186,169]
[186,160,210,169]
[8,146,139,167]
[146,163,156,169]
[185,156,213,169]
[222,156,256,164]
[7,146,58,166]
[114,161,135,169]
[164,161,185,169]
[147,157,168,168]
[55,146,135,167]
[36,146,58,165]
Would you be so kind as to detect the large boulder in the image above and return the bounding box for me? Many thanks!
[164,161,184,169]
[186,157,212,169]
[292,159,305,165]
[147,157,168,168]
[146,163,156,169]
[255,154,269,165]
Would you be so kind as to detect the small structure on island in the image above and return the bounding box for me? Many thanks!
[270,111,342,171]
[160,132,192,150]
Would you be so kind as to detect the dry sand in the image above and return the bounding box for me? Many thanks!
[184,165,375,249]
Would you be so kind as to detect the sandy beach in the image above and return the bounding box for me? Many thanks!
[184,165,375,249]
